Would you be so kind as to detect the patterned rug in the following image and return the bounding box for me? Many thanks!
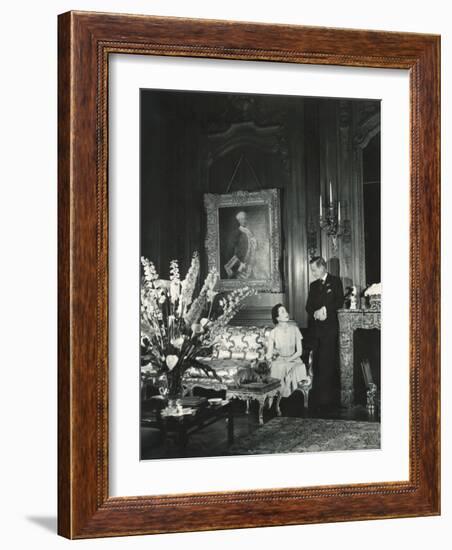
[227,417,380,455]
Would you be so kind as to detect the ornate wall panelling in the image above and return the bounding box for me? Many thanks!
[304,99,322,265]
[351,103,381,292]
[205,101,295,326]
[285,100,308,327]
[142,92,380,328]
[337,100,354,288]
[317,99,381,295]
[318,100,340,272]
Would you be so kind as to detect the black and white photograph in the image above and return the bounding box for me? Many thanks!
[140,88,381,460]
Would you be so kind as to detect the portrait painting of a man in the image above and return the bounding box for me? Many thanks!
[204,189,282,292]
[220,207,270,282]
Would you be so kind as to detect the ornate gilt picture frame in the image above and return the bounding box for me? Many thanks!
[204,189,283,292]
[58,11,440,539]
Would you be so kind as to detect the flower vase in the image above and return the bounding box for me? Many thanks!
[166,367,184,400]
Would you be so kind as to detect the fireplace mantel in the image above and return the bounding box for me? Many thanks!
[337,308,381,407]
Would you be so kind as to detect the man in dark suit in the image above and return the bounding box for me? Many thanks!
[305,256,344,411]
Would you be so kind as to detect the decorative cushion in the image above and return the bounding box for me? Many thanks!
[212,326,272,360]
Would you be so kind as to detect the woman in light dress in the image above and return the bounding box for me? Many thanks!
[266,304,309,398]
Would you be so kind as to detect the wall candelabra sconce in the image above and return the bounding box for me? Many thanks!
[319,181,351,253]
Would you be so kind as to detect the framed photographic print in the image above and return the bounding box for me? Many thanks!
[58,11,440,539]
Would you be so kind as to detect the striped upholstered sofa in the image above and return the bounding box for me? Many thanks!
[185,325,272,390]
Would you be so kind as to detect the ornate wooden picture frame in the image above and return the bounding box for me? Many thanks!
[58,11,440,539]
[204,189,283,292]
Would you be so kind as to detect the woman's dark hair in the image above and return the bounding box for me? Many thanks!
[271,303,284,325]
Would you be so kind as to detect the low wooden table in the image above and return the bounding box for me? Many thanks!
[142,399,234,455]
[228,378,282,425]
[182,370,282,425]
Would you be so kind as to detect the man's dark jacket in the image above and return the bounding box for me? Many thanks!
[305,273,344,408]
[306,273,344,331]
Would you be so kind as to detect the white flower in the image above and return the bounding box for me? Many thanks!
[169,259,180,281]
[364,283,382,296]
[191,323,203,335]
[170,280,180,302]
[180,252,200,308]
[170,336,185,350]
[154,279,171,289]
[166,355,179,370]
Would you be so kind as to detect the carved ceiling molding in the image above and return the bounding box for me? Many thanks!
[207,121,290,173]
[205,94,289,133]
[353,112,381,149]
[357,100,380,125]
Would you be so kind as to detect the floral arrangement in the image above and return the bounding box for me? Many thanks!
[364,283,381,311]
[140,252,256,395]
[364,283,382,296]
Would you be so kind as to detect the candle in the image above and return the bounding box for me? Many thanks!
[320,193,323,218]
[338,200,341,223]
[329,181,333,204]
